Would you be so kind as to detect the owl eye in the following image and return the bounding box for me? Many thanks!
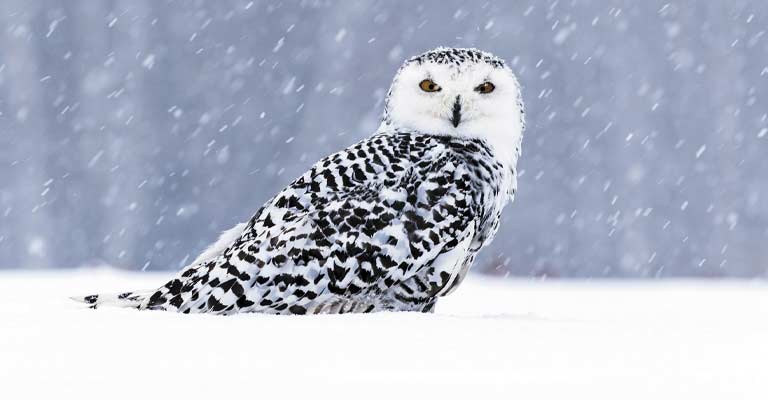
[475,82,496,94]
[419,79,441,93]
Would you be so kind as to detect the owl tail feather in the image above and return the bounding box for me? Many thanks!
[70,289,153,309]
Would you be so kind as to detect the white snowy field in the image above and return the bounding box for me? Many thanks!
[1,269,767,399]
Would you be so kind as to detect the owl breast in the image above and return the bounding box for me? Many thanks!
[385,135,516,304]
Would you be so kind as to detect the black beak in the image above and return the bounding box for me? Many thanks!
[451,95,461,128]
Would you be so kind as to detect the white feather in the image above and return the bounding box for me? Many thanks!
[432,225,475,297]
[190,222,247,266]
[382,48,525,169]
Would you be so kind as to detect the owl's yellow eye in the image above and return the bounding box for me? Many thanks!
[419,79,441,92]
[475,82,495,94]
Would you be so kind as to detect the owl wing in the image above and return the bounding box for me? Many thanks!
[146,133,481,314]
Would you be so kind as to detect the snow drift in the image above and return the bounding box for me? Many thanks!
[1,268,766,399]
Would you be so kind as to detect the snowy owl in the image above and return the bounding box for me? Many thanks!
[76,47,525,315]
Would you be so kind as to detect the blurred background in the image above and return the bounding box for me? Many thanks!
[0,0,766,278]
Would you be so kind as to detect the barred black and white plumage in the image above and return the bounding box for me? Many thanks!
[75,47,526,315]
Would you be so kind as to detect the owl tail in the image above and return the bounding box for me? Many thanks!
[70,289,153,309]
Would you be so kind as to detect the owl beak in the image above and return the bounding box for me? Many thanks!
[451,95,461,128]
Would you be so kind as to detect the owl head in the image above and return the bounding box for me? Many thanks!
[383,47,525,165]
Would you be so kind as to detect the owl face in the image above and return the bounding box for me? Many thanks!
[383,48,525,165]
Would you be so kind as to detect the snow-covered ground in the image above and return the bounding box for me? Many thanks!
[1,268,766,399]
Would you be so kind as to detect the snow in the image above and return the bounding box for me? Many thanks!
[5,3,767,279]
[1,268,767,399]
